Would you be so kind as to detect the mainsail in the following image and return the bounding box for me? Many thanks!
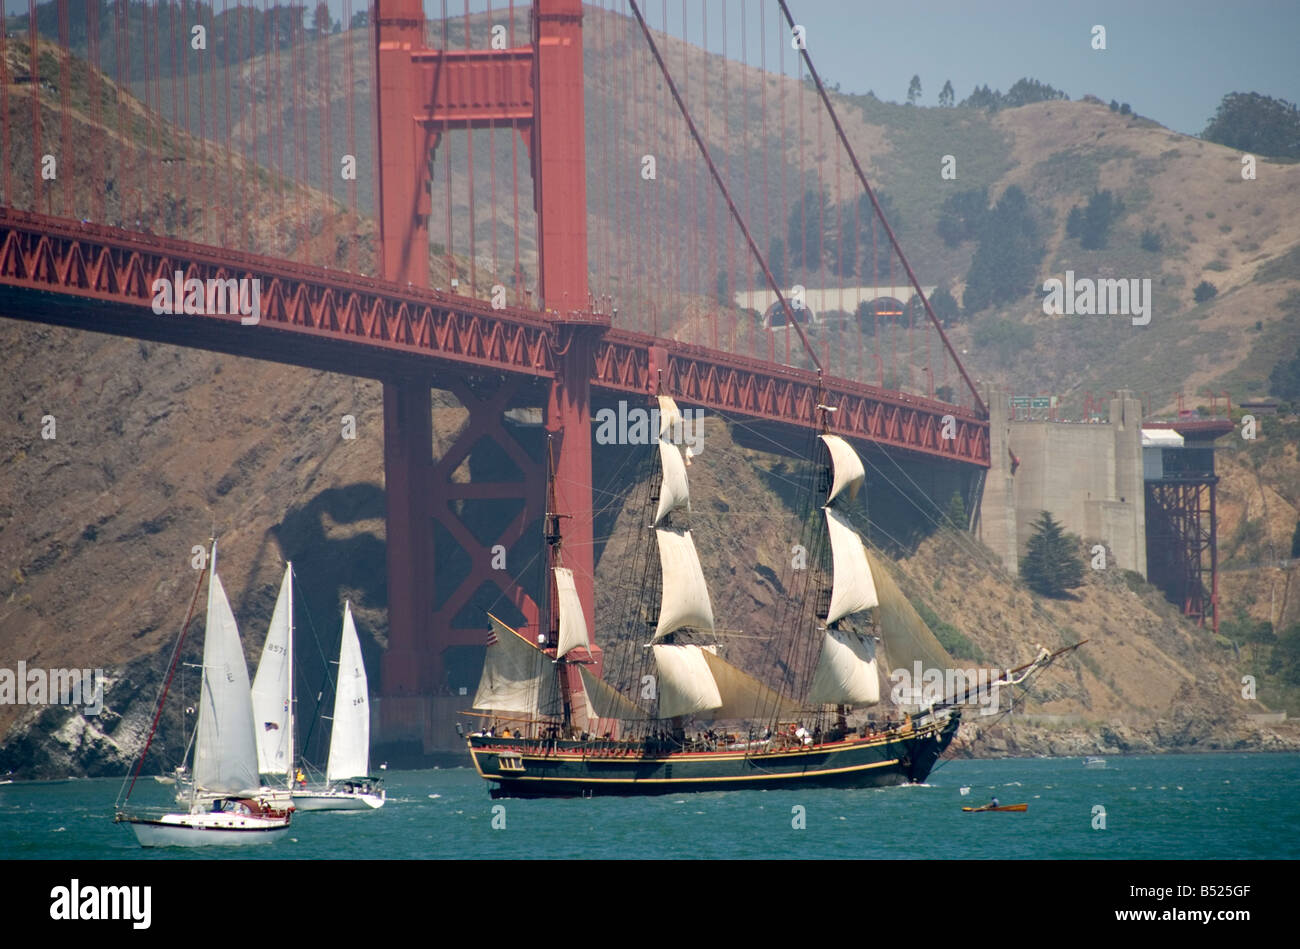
[652,644,722,718]
[473,614,562,718]
[193,557,261,796]
[326,602,370,782]
[807,628,881,706]
[250,563,293,777]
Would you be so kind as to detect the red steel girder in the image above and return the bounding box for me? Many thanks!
[413,47,535,128]
[595,328,990,467]
[0,209,556,378]
[0,208,989,467]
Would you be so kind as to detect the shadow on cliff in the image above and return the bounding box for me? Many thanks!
[264,483,388,765]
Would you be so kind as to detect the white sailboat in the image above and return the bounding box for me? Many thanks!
[117,541,294,846]
[291,601,385,811]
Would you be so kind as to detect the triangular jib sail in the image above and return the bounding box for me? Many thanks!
[250,563,294,777]
[326,602,371,782]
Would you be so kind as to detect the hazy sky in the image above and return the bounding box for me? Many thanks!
[5,1,1297,135]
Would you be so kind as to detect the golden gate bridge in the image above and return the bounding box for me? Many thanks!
[1,0,990,755]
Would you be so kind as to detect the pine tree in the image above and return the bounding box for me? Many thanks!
[939,80,955,107]
[945,491,968,529]
[1020,511,1084,597]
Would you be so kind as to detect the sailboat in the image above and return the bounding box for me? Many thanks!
[116,541,294,845]
[290,601,385,810]
[466,393,1074,797]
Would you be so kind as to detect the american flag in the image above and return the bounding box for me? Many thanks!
[263,721,280,731]
[486,626,499,646]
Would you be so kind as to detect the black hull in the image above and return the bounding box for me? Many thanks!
[469,714,959,798]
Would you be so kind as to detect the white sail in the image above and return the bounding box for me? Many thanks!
[655,438,691,525]
[193,567,260,795]
[697,649,797,721]
[250,563,293,777]
[824,507,879,623]
[807,628,881,706]
[473,614,561,717]
[578,665,650,720]
[553,567,590,659]
[657,394,683,439]
[821,434,865,504]
[653,527,715,640]
[652,644,722,719]
[326,602,370,782]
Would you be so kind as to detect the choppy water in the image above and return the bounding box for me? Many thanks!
[3,752,1297,859]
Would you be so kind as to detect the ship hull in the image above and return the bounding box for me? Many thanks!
[469,714,959,798]
[292,788,385,811]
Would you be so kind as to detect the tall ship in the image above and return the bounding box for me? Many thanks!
[466,393,1066,797]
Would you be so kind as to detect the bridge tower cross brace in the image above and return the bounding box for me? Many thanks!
[374,0,597,705]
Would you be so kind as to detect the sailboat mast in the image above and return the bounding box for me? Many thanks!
[286,562,294,789]
[544,437,574,735]
[190,537,217,812]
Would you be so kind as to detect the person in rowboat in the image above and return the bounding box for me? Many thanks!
[990,796,999,808]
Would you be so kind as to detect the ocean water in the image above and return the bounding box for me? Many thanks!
[3,752,1297,859]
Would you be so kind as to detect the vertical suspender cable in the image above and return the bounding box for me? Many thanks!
[29,0,43,213]
[510,0,521,303]
[465,0,476,296]
[777,0,986,414]
[1,11,10,207]
[57,0,72,218]
[344,0,357,271]
[627,0,820,372]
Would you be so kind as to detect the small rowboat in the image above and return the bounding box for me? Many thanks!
[962,803,1028,813]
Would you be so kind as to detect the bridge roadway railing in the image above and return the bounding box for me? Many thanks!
[0,209,988,466]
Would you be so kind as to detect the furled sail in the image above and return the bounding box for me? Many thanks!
[553,567,590,659]
[326,602,371,782]
[655,439,691,525]
[578,666,650,720]
[652,644,723,719]
[864,548,955,675]
[473,614,561,717]
[824,507,879,623]
[250,563,294,777]
[193,565,261,796]
[820,434,865,504]
[806,628,880,706]
[698,648,798,721]
[653,527,715,640]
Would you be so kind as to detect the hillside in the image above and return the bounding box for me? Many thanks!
[3,8,1300,775]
